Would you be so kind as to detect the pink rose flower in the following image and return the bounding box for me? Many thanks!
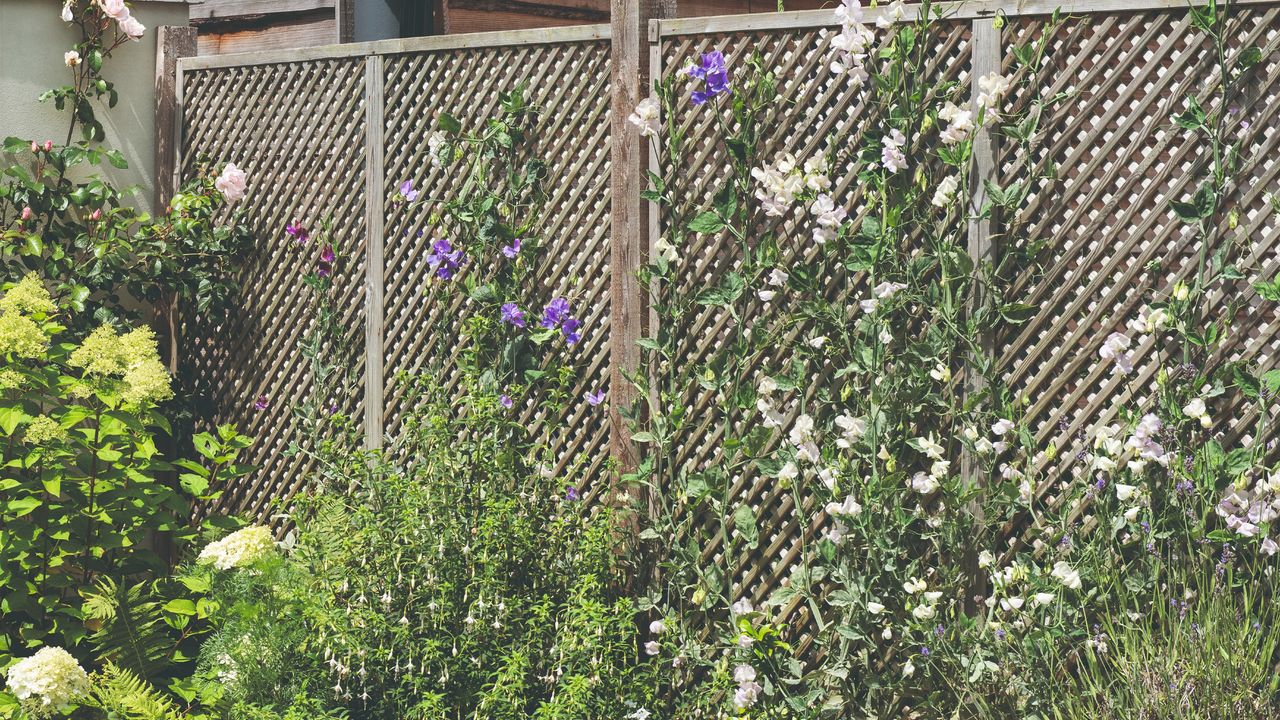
[98,0,128,21]
[119,15,145,40]
[214,163,247,203]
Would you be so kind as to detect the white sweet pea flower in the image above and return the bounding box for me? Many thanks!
[1182,398,1211,428]
[991,419,1015,436]
[1032,592,1055,607]
[978,550,995,568]
[911,471,939,495]
[825,494,862,517]
[757,289,776,302]
[975,71,1013,113]
[930,460,951,478]
[778,461,799,483]
[875,0,907,28]
[61,2,74,22]
[627,97,661,138]
[931,174,960,207]
[654,237,678,263]
[834,413,867,448]
[1128,305,1169,335]
[1098,332,1134,374]
[929,363,951,382]
[873,281,908,299]
[732,598,754,615]
[903,577,927,594]
[768,268,789,286]
[916,435,945,460]
[1051,561,1082,590]
[881,128,907,173]
[868,601,885,614]
[808,336,829,349]
[912,603,937,620]
[1115,483,1138,502]
[937,101,974,145]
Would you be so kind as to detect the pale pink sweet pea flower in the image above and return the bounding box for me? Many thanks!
[215,163,248,203]
[64,50,81,67]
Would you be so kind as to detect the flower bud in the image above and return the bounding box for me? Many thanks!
[20,206,33,221]
[43,141,53,152]
[89,208,102,221]
[30,141,39,153]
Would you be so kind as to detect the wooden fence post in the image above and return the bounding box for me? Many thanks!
[962,16,1001,608]
[155,25,196,212]
[364,56,386,451]
[610,0,675,475]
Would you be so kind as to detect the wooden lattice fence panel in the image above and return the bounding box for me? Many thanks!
[995,7,1280,520]
[181,58,368,522]
[380,39,615,497]
[657,19,973,652]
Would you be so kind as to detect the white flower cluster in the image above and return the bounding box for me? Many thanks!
[1088,415,1172,477]
[880,128,907,173]
[830,0,874,85]
[931,174,960,208]
[426,130,450,167]
[627,97,660,138]
[1218,473,1280,553]
[937,101,974,145]
[976,72,1013,114]
[902,576,943,620]
[808,194,847,244]
[1051,560,1082,590]
[732,663,763,710]
[197,525,276,570]
[5,647,90,718]
[859,280,907,315]
[751,152,829,217]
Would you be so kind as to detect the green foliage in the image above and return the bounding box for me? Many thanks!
[85,663,180,720]
[1052,570,1280,719]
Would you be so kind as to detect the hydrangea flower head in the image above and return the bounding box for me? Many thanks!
[5,647,89,718]
[198,525,276,570]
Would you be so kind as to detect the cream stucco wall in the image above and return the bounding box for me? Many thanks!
[0,0,189,213]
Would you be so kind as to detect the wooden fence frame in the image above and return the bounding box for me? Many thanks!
[164,0,1280,490]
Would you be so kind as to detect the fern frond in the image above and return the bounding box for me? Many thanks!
[83,577,173,680]
[88,663,179,720]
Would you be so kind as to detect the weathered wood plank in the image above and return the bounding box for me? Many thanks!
[611,0,675,475]
[189,0,336,21]
[155,25,196,211]
[364,56,386,451]
[181,22,612,69]
[653,0,1280,36]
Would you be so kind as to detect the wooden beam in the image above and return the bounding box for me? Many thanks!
[450,0,608,22]
[364,56,386,451]
[652,0,1280,37]
[610,0,674,475]
[179,22,611,69]
[154,25,196,212]
[188,0,336,21]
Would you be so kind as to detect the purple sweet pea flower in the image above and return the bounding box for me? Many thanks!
[285,222,309,244]
[585,388,606,406]
[565,485,580,501]
[687,51,731,105]
[398,179,420,202]
[427,239,465,280]
[499,394,513,409]
[562,317,582,344]
[502,238,522,259]
[501,302,525,328]
[254,395,268,411]
[542,297,571,328]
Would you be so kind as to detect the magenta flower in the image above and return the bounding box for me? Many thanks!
[540,297,582,344]
[317,245,335,277]
[585,389,605,406]
[562,317,582,345]
[502,238,521,259]
[254,395,268,410]
[501,302,525,328]
[285,222,309,244]
[499,394,513,409]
